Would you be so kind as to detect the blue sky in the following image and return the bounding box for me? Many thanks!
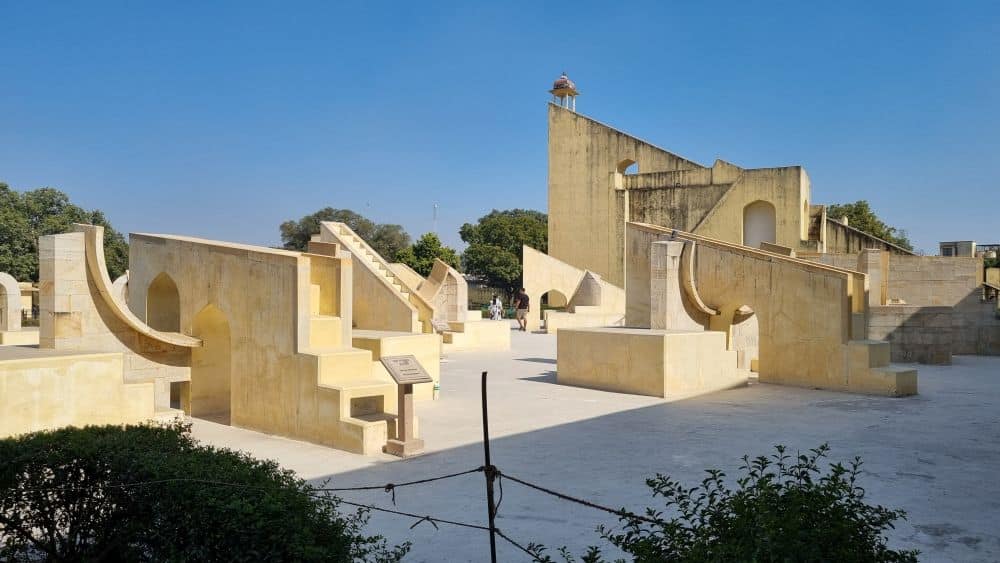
[1,1,997,253]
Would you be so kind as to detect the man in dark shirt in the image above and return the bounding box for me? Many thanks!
[514,288,529,332]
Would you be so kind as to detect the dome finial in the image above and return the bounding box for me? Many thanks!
[549,72,579,111]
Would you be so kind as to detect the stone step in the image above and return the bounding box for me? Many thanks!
[856,365,918,397]
[847,340,890,370]
[311,348,375,386]
[152,407,185,422]
[309,315,343,349]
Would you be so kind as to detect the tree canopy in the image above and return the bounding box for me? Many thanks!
[395,232,460,277]
[0,183,128,282]
[280,208,411,261]
[0,422,408,562]
[459,209,547,294]
[827,200,913,251]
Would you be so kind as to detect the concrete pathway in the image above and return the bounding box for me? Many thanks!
[192,328,1000,562]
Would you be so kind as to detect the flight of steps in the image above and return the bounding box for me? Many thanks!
[324,222,430,333]
[439,311,511,352]
[846,340,917,396]
[301,276,398,455]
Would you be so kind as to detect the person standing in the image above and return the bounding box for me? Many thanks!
[514,288,530,332]
[489,294,503,321]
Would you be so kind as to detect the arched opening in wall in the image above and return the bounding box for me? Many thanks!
[730,305,760,375]
[189,304,232,425]
[742,200,777,249]
[539,290,569,328]
[146,272,180,332]
[0,285,13,332]
[617,159,638,175]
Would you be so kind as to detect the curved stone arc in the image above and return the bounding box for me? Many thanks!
[112,271,129,304]
[679,240,719,316]
[73,224,201,348]
[0,271,22,331]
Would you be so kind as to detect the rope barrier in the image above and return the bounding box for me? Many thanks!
[335,499,490,532]
[497,470,663,526]
[3,466,485,499]
[495,528,545,561]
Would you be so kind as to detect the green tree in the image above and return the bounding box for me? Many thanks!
[0,183,129,281]
[0,422,409,562]
[827,200,913,251]
[459,209,547,294]
[280,207,411,261]
[534,444,917,563]
[395,232,460,277]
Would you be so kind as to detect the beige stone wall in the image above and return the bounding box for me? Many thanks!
[319,222,423,333]
[0,350,154,438]
[522,245,625,332]
[557,327,742,399]
[805,251,999,358]
[0,272,21,332]
[13,226,439,453]
[886,256,983,306]
[626,223,914,396]
[419,259,468,325]
[626,177,732,233]
[124,234,369,433]
[986,267,999,287]
[691,167,811,252]
[868,306,953,364]
[823,220,911,254]
[548,104,704,287]
[40,231,192,410]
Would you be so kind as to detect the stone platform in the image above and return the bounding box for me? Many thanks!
[0,328,40,346]
[556,327,745,399]
[352,330,441,402]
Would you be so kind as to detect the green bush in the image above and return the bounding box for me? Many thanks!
[538,444,918,563]
[0,422,409,562]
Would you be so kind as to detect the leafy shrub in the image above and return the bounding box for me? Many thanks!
[0,422,409,562]
[537,444,918,563]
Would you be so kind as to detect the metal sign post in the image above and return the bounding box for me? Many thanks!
[381,355,433,458]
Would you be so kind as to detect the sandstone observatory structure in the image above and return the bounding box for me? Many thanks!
[0,224,447,454]
[531,74,927,397]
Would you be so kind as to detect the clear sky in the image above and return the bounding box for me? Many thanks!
[1,1,997,253]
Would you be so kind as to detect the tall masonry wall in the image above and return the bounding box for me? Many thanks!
[548,103,703,287]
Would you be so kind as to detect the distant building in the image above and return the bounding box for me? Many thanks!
[937,241,998,262]
[939,241,976,257]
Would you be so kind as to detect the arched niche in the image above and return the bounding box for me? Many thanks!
[0,272,21,332]
[743,200,777,249]
[189,304,232,424]
[146,272,180,332]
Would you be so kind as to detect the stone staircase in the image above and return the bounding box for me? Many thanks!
[322,222,432,333]
[845,340,917,396]
[298,263,399,455]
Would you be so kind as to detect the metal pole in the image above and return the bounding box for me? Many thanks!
[481,371,498,563]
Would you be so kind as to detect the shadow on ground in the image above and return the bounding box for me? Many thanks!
[313,355,1000,562]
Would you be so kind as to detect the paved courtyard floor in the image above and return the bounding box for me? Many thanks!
[192,328,1000,562]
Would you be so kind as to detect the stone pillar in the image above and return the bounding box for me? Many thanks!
[649,241,703,331]
[859,249,885,307]
[525,291,542,332]
[38,232,88,350]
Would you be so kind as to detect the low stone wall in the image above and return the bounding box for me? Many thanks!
[952,301,1000,356]
[556,327,744,399]
[0,350,154,438]
[869,306,953,365]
